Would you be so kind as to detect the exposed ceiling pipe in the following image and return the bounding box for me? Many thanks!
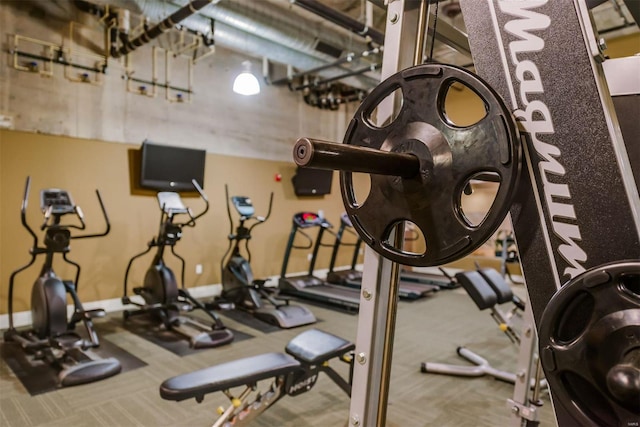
[177,11,380,89]
[95,0,380,89]
[167,0,373,63]
[86,0,371,63]
[269,46,381,86]
[293,63,381,91]
[290,0,385,46]
[111,0,215,58]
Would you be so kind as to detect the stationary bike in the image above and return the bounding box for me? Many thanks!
[216,185,316,328]
[122,179,233,349]
[4,177,121,387]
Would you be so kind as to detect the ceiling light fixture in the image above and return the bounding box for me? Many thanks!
[233,60,261,96]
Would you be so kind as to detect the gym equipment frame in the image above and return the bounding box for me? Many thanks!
[217,185,317,328]
[279,212,362,311]
[293,1,639,426]
[160,328,354,427]
[4,177,121,387]
[122,180,234,349]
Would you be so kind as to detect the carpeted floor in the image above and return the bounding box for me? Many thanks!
[0,286,556,427]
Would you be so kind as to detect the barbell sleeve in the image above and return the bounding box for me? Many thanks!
[293,138,421,179]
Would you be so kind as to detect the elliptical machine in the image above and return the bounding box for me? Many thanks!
[218,185,316,328]
[4,177,121,387]
[122,180,233,349]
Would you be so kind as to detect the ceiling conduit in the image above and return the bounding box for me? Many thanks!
[168,0,373,63]
[290,0,385,46]
[92,0,380,89]
[110,0,215,57]
[178,9,379,90]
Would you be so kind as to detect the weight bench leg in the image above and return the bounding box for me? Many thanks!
[213,387,253,427]
[421,346,518,383]
[212,380,285,427]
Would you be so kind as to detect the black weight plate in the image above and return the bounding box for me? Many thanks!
[340,63,521,266]
[538,260,640,427]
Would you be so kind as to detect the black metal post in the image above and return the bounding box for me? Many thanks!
[292,0,385,45]
[112,0,214,58]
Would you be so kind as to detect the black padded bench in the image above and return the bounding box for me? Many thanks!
[476,268,514,304]
[160,329,354,402]
[286,328,354,364]
[422,269,525,384]
[160,352,300,402]
[455,271,498,310]
[454,269,514,310]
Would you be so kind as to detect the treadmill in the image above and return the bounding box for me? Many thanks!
[326,213,364,286]
[279,212,360,311]
[326,213,439,300]
[400,267,460,290]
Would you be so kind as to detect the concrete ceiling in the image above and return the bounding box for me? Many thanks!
[10,0,638,98]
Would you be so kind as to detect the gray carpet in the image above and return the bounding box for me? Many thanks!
[0,288,556,426]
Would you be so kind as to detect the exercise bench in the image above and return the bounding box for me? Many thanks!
[421,269,528,384]
[160,328,354,426]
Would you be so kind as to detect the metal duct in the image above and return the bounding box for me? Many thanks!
[181,10,379,89]
[168,0,373,63]
[101,0,380,89]
[111,0,214,57]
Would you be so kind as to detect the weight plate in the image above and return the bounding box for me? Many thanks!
[340,63,521,266]
[538,260,640,427]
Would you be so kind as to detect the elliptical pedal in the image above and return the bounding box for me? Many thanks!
[54,332,85,350]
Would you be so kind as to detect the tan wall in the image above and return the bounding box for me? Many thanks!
[0,129,360,314]
[606,32,640,58]
[0,90,504,315]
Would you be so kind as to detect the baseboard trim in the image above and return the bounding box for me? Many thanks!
[0,267,343,330]
[0,283,223,330]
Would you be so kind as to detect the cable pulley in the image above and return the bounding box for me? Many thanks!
[293,63,521,266]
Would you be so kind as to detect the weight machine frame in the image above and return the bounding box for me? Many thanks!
[347,1,639,427]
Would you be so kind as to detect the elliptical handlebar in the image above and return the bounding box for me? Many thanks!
[261,192,274,222]
[225,184,274,231]
[189,179,209,221]
[20,177,39,247]
[224,184,234,236]
[222,186,274,268]
[72,189,111,239]
[176,179,209,228]
[248,192,274,232]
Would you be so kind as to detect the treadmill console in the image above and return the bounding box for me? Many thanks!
[40,189,75,215]
[293,212,331,228]
[231,196,255,218]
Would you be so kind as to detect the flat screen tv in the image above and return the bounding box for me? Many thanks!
[140,141,206,192]
[292,166,333,196]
